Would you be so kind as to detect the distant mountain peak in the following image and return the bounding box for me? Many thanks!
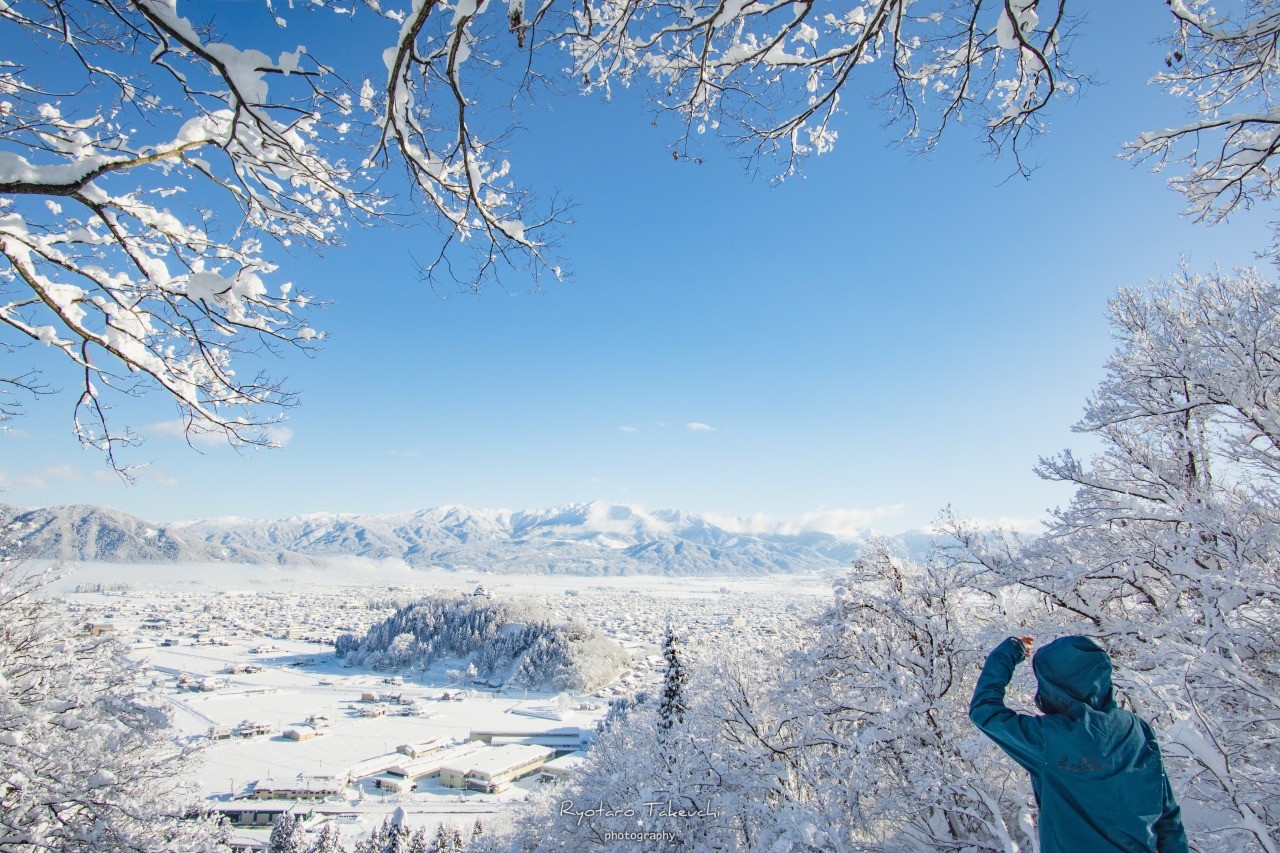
[2,502,930,576]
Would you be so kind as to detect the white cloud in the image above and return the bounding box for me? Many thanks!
[388,449,420,457]
[43,465,81,483]
[147,418,227,446]
[704,504,909,538]
[265,426,293,448]
[618,426,638,433]
[0,465,85,492]
[146,467,180,488]
[0,469,48,491]
[148,419,293,448]
[686,422,716,432]
[91,466,177,488]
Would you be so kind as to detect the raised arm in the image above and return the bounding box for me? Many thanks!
[969,637,1045,771]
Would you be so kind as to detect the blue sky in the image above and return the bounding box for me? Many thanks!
[1,2,1273,535]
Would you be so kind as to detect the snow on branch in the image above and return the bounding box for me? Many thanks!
[12,0,1280,467]
[559,0,1079,174]
[0,0,368,467]
[1127,0,1280,247]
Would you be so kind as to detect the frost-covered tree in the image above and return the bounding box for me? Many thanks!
[485,651,751,850]
[0,533,229,851]
[7,0,1280,462]
[489,544,1042,850]
[354,818,393,853]
[383,821,411,853]
[727,543,1034,849]
[484,712,686,849]
[0,0,364,465]
[268,813,307,853]
[944,266,1280,850]
[657,627,687,736]
[403,827,429,853]
[307,822,345,853]
[1128,2,1280,243]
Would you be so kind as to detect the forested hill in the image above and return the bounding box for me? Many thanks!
[334,595,629,693]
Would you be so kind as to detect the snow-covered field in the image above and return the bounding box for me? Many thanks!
[56,562,828,844]
[48,557,836,597]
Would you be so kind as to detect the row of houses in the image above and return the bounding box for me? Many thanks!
[217,728,593,841]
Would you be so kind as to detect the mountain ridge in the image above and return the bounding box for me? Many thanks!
[2,501,938,575]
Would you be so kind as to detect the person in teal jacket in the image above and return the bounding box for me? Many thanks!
[969,635,1188,853]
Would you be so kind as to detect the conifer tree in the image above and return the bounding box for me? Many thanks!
[355,818,393,853]
[269,813,307,853]
[308,822,345,853]
[407,827,430,853]
[384,820,411,853]
[657,627,688,734]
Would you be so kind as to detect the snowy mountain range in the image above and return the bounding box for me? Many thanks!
[2,502,936,575]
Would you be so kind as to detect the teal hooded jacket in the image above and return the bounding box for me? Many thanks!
[969,636,1188,853]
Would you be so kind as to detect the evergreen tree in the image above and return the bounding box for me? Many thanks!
[384,821,411,853]
[434,824,450,852]
[269,813,307,853]
[407,827,431,853]
[355,818,392,853]
[657,627,688,734]
[308,822,346,853]
[471,818,484,839]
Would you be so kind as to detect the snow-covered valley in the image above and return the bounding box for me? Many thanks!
[56,566,826,849]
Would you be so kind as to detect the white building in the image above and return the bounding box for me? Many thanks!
[397,738,448,759]
[247,776,346,801]
[538,751,588,783]
[283,726,320,741]
[438,744,554,794]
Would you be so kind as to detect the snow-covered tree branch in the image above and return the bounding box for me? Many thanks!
[1128,1,1280,243]
[9,0,1280,467]
[1,0,366,466]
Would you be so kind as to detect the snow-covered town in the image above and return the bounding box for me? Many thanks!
[51,570,824,849]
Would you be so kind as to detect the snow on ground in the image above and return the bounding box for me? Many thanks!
[56,561,829,843]
[147,639,601,798]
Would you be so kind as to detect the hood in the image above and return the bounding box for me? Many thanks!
[1032,636,1116,717]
